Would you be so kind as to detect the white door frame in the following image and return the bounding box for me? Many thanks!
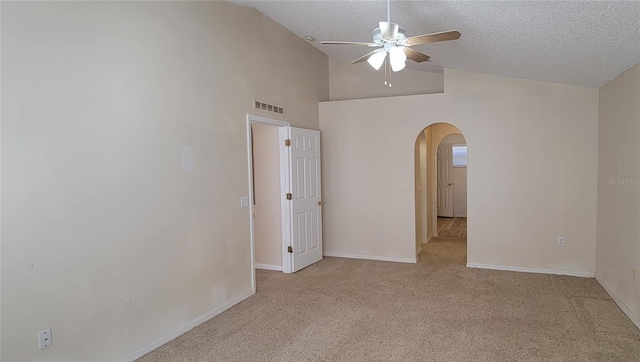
[246,114,290,293]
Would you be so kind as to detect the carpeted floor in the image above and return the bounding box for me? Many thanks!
[437,217,467,238]
[138,236,640,361]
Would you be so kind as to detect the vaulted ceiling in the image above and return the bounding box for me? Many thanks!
[232,1,640,88]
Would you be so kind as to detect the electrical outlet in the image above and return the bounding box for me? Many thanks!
[38,329,52,350]
[557,237,565,246]
[375,228,381,236]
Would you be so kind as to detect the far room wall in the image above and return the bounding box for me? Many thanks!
[320,69,598,274]
[596,61,640,323]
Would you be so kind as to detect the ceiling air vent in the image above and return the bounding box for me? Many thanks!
[253,99,284,116]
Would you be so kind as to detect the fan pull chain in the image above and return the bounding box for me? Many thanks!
[384,55,392,87]
[388,58,392,87]
[384,56,389,86]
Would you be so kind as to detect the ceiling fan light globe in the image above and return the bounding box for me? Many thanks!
[391,62,406,72]
[367,50,387,70]
[389,46,407,72]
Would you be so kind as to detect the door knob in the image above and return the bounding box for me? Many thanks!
[318,200,324,205]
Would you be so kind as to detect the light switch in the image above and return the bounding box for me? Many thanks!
[240,196,249,208]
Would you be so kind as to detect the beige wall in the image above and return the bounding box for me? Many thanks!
[414,133,421,252]
[441,134,466,145]
[329,57,444,101]
[1,1,328,361]
[320,69,598,273]
[447,69,598,273]
[453,168,468,218]
[251,123,283,268]
[321,94,447,262]
[596,62,640,324]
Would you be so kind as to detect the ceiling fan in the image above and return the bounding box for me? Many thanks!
[321,0,461,85]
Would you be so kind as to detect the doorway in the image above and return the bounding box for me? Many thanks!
[247,115,289,294]
[414,123,468,265]
[246,115,324,291]
[251,122,284,272]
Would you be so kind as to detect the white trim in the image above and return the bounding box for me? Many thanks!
[595,274,640,330]
[416,246,422,256]
[247,114,289,127]
[466,263,594,278]
[279,126,293,274]
[422,235,433,244]
[324,252,417,264]
[123,290,254,362]
[246,118,257,292]
[255,263,283,271]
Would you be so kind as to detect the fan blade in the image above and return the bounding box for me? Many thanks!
[351,49,384,64]
[320,41,380,47]
[406,30,461,46]
[402,47,430,63]
[379,21,399,41]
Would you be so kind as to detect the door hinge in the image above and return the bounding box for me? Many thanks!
[286,193,292,200]
[284,139,291,147]
[287,246,293,253]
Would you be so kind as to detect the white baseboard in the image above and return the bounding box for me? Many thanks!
[123,289,254,362]
[422,235,433,245]
[466,263,594,278]
[595,275,640,330]
[255,263,282,271]
[416,246,422,256]
[324,252,416,264]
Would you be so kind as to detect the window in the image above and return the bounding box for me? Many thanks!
[452,145,467,167]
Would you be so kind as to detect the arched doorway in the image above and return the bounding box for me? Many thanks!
[414,123,468,265]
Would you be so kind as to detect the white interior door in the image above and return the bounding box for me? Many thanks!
[282,127,323,273]
[437,143,454,217]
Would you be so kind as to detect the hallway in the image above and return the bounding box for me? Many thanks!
[437,217,467,238]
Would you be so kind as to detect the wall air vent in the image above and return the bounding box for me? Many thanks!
[253,99,284,116]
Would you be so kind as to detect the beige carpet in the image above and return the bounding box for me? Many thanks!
[138,237,640,361]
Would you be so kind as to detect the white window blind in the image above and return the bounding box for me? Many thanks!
[452,145,467,167]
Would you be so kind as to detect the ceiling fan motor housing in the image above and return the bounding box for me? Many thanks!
[372,26,408,45]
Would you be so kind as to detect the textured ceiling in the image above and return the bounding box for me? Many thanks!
[231,0,640,88]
